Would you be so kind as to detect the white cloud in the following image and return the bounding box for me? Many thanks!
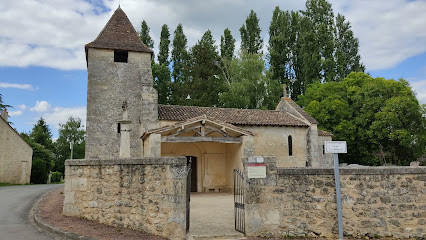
[30,101,51,112]
[330,0,426,70]
[9,110,23,116]
[18,104,27,110]
[410,79,426,104]
[0,0,425,72]
[0,82,34,90]
[43,106,86,130]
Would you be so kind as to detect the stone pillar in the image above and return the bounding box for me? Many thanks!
[119,101,132,158]
[308,124,320,167]
[143,133,161,157]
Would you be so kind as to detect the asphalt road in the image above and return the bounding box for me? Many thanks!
[0,184,62,240]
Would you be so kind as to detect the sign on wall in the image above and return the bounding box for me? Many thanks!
[248,156,266,178]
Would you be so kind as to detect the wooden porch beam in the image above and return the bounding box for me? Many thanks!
[161,136,242,144]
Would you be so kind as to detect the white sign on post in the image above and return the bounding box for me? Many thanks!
[325,141,347,153]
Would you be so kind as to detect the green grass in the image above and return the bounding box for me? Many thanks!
[0,182,24,186]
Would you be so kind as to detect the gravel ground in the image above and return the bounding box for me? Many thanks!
[39,187,165,240]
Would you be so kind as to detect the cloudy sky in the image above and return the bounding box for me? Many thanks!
[1,0,425,138]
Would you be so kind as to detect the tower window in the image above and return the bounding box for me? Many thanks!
[288,135,293,156]
[117,123,121,133]
[114,50,128,63]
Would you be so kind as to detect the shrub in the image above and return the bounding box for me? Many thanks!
[30,159,49,184]
[51,171,63,183]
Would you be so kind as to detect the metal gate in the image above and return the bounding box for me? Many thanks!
[186,162,192,232]
[233,168,245,234]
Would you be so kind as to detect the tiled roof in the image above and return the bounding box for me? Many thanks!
[318,129,334,137]
[85,7,153,53]
[158,105,309,127]
[284,98,318,124]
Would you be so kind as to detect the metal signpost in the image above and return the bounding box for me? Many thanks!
[70,141,74,160]
[325,141,347,240]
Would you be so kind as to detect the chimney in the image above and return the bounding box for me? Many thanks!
[1,108,8,122]
[283,84,287,98]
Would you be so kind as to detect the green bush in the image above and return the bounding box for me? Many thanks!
[30,159,49,184]
[51,171,63,183]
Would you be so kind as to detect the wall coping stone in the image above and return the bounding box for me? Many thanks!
[277,166,426,175]
[65,157,186,166]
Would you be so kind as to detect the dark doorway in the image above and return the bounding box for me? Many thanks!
[186,156,197,192]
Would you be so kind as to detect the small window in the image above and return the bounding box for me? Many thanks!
[117,123,121,133]
[114,50,128,63]
[323,145,325,155]
[288,135,293,156]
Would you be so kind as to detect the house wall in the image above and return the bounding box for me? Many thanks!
[63,157,187,240]
[241,126,309,168]
[243,157,426,239]
[85,48,156,159]
[0,117,32,184]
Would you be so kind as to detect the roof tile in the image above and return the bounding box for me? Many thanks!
[158,105,309,127]
[85,7,153,53]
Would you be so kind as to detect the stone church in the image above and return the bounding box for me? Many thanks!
[83,6,332,193]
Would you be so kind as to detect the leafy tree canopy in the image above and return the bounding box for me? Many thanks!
[30,118,53,151]
[219,51,281,110]
[220,28,236,60]
[158,24,171,66]
[54,117,85,173]
[298,72,426,166]
[240,10,263,54]
[140,20,154,48]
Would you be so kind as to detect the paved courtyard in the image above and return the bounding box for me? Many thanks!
[188,192,243,238]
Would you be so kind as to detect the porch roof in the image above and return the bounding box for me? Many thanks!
[142,115,254,144]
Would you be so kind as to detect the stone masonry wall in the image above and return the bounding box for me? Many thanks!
[63,157,187,240]
[0,116,32,184]
[243,157,426,239]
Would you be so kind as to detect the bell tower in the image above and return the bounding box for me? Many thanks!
[84,7,158,159]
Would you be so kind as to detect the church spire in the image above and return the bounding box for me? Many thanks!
[85,7,153,55]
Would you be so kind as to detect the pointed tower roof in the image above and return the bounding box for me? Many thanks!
[85,7,153,55]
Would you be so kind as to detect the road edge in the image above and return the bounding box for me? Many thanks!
[30,186,96,240]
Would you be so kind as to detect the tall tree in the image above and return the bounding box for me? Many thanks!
[139,20,154,48]
[188,30,223,107]
[171,24,189,105]
[268,7,292,85]
[54,117,85,173]
[220,28,236,60]
[240,10,263,54]
[158,24,171,66]
[298,72,425,166]
[301,0,336,82]
[152,63,172,104]
[30,118,54,151]
[334,13,365,81]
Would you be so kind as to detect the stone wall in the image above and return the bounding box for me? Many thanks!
[244,157,426,239]
[63,157,187,240]
[0,116,32,184]
[85,48,155,159]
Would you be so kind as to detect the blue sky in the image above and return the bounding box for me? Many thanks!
[1,0,425,138]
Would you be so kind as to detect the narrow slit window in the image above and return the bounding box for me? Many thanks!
[323,145,325,155]
[117,123,121,133]
[114,50,128,63]
[288,135,293,156]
